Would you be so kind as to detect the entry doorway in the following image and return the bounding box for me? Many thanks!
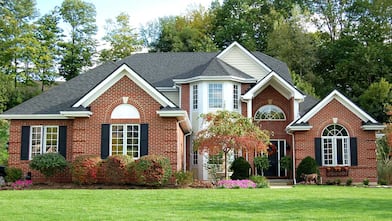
[263,140,287,177]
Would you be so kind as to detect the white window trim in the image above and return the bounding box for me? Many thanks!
[254,105,286,121]
[208,83,223,109]
[29,125,59,159]
[110,124,141,159]
[233,84,239,110]
[321,125,351,166]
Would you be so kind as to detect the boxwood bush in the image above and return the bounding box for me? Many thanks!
[296,156,319,182]
[29,153,67,179]
[5,167,23,182]
[230,157,251,180]
[71,155,101,185]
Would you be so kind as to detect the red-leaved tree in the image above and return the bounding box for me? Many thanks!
[194,110,270,179]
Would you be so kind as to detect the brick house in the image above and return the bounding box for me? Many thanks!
[0,42,384,183]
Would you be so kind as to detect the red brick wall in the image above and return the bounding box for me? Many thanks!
[8,76,184,183]
[252,85,292,155]
[294,99,377,183]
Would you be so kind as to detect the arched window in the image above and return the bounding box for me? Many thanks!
[111,104,140,119]
[254,105,286,121]
[322,124,350,166]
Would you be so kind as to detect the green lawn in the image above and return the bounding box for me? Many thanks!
[0,186,391,220]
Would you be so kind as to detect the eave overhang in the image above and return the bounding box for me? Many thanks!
[156,110,192,133]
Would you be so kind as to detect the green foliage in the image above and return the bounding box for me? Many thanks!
[230,157,251,180]
[346,178,353,186]
[59,0,97,80]
[296,156,319,181]
[254,155,270,175]
[174,171,193,186]
[29,153,67,178]
[5,167,22,182]
[360,78,391,122]
[376,136,392,184]
[363,178,369,186]
[103,155,133,184]
[99,12,141,62]
[71,155,101,185]
[250,175,269,188]
[129,155,172,186]
[280,156,292,170]
[0,120,9,165]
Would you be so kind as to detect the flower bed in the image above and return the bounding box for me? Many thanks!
[216,179,256,189]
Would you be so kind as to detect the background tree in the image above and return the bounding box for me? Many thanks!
[99,12,141,62]
[34,11,62,91]
[58,0,97,80]
[194,110,270,179]
[359,78,392,123]
[210,0,274,51]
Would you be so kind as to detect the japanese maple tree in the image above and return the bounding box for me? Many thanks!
[194,110,270,179]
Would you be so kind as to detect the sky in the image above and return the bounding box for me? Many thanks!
[36,0,218,39]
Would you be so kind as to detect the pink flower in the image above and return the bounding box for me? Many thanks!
[216,179,256,189]
[11,180,33,190]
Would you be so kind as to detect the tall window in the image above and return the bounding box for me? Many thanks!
[322,124,350,166]
[111,124,140,158]
[30,126,58,158]
[192,84,198,110]
[254,105,286,120]
[208,83,223,108]
[233,84,239,110]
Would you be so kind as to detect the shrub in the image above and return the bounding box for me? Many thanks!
[216,179,256,189]
[250,175,269,188]
[296,156,319,182]
[5,167,22,182]
[378,178,388,185]
[363,178,369,186]
[29,153,68,179]
[335,178,341,185]
[280,156,292,170]
[104,155,133,184]
[129,155,172,186]
[230,157,251,180]
[71,155,101,185]
[346,178,353,186]
[254,155,270,176]
[174,171,193,186]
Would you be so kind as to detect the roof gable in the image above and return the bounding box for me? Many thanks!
[217,42,271,80]
[73,64,176,108]
[296,90,379,124]
[242,72,304,101]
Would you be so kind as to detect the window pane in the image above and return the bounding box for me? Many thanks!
[233,85,239,109]
[45,126,58,153]
[193,85,198,110]
[208,84,223,108]
[31,126,42,157]
[254,105,285,120]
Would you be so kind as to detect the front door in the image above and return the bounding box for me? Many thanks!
[264,140,286,177]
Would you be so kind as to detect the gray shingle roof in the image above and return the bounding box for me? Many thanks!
[3,50,292,115]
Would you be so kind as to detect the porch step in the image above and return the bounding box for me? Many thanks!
[268,179,292,186]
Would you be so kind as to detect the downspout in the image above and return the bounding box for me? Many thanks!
[287,130,296,185]
[183,131,192,172]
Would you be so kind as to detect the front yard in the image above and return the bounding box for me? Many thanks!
[0,186,391,220]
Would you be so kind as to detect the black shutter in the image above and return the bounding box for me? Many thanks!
[350,137,358,166]
[101,124,110,159]
[315,138,322,166]
[59,126,67,158]
[21,126,30,160]
[140,124,149,156]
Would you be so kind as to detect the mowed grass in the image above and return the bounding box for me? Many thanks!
[0,186,391,221]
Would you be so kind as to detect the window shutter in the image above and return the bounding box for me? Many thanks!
[140,124,149,156]
[315,138,322,166]
[101,124,110,159]
[350,137,358,166]
[21,126,30,160]
[59,126,67,158]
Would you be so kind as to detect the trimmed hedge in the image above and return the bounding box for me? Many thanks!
[29,153,67,179]
[71,155,101,185]
[5,167,23,183]
[230,157,251,180]
[104,155,133,184]
[129,155,172,186]
[296,156,319,182]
